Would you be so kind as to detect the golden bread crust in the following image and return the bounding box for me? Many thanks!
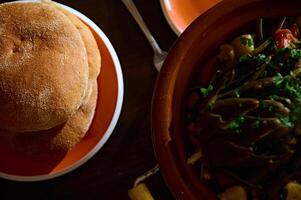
[59,8,101,81]
[0,80,98,156]
[0,2,89,132]
[58,8,101,105]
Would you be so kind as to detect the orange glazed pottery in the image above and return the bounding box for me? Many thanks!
[152,0,301,199]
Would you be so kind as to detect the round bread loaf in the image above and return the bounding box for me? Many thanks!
[58,8,101,105]
[0,2,89,132]
[0,80,98,156]
[59,8,101,81]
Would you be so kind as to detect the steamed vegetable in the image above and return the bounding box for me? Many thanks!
[232,34,255,56]
[186,17,301,199]
[219,186,247,200]
[286,182,301,200]
[128,184,154,200]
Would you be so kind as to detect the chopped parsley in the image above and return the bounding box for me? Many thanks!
[273,73,283,85]
[279,116,294,128]
[259,101,278,113]
[270,71,301,102]
[269,94,280,100]
[269,47,301,75]
[289,48,301,59]
[259,100,268,109]
[256,54,271,64]
[277,75,301,101]
[240,37,254,47]
[268,105,276,112]
[239,54,252,63]
[200,84,213,97]
[234,89,240,98]
[228,116,245,134]
[251,118,261,129]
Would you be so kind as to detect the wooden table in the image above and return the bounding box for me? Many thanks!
[0,0,178,199]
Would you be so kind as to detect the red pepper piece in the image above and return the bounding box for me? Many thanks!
[274,29,297,48]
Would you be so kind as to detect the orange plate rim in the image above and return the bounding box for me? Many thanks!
[0,1,124,182]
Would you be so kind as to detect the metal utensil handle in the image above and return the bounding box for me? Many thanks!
[121,0,163,54]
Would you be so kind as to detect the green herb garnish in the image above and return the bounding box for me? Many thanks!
[273,73,283,85]
[259,100,268,109]
[240,37,254,47]
[289,49,301,59]
[251,118,261,129]
[279,116,294,128]
[228,116,245,134]
[269,95,279,100]
[256,54,271,64]
[200,84,213,97]
[234,89,240,98]
[239,54,252,63]
[268,106,276,112]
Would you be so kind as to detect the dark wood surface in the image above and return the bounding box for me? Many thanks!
[0,0,178,199]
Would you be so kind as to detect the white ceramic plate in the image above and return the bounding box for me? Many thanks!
[0,0,124,181]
